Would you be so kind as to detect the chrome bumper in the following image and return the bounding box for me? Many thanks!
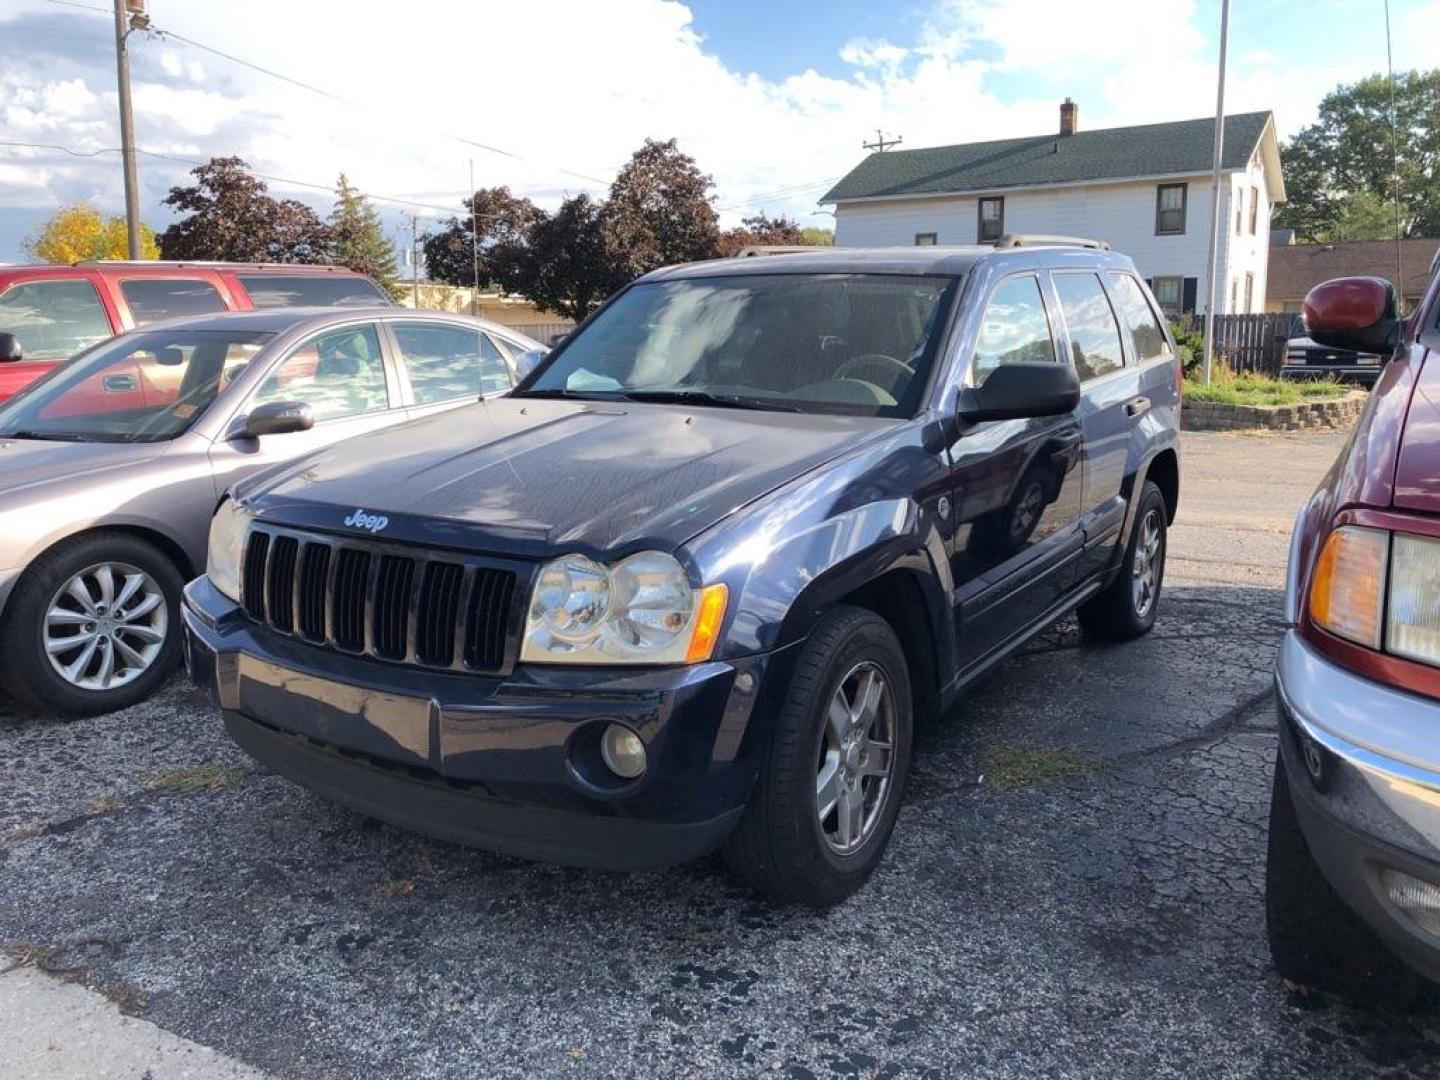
[1275,629,1440,981]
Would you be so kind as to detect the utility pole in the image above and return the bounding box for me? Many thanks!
[113,0,147,260]
[409,213,422,308]
[863,129,902,152]
[469,159,481,315]
[1201,0,1230,386]
[1384,0,1405,307]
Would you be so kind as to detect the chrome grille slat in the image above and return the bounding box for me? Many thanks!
[240,525,518,674]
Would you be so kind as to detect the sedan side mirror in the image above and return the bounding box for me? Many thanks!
[0,332,21,361]
[236,400,315,439]
[958,361,1081,424]
[1304,276,1401,354]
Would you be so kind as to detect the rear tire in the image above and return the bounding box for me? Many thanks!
[1077,480,1166,642]
[723,606,913,907]
[1265,752,1425,1007]
[0,532,185,718]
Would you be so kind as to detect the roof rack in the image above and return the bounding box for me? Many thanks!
[72,260,353,271]
[993,234,1110,251]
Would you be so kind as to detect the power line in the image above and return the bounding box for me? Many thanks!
[715,177,842,213]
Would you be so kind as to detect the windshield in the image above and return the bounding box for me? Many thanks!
[520,273,958,417]
[0,328,271,443]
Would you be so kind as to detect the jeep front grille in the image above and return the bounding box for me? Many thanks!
[240,526,520,673]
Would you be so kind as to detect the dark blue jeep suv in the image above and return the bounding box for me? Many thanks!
[185,240,1181,906]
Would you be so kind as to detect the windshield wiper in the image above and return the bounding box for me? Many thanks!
[0,429,92,442]
[508,388,630,402]
[618,390,804,413]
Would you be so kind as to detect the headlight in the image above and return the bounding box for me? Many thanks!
[1388,533,1440,666]
[521,550,727,665]
[1307,525,1389,648]
[207,499,252,602]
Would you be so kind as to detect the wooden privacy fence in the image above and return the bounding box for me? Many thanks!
[1207,313,1303,376]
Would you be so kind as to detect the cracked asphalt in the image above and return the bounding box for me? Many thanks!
[4,429,1439,1079]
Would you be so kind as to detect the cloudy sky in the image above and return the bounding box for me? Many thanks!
[0,0,1434,264]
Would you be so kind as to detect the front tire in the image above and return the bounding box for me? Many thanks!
[0,532,185,717]
[1265,752,1425,1007]
[1077,479,1167,642]
[723,606,913,907]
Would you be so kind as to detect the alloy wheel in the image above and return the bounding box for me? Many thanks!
[1131,508,1164,618]
[815,660,896,855]
[44,562,168,692]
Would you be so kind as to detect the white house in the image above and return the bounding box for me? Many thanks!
[823,100,1286,317]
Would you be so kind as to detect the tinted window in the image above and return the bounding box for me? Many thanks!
[525,274,956,418]
[252,323,389,421]
[0,280,111,359]
[0,328,269,443]
[392,322,513,404]
[240,275,388,309]
[120,279,226,326]
[971,275,1054,387]
[1107,273,1169,363]
[1053,273,1125,381]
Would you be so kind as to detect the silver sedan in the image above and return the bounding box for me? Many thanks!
[0,306,539,716]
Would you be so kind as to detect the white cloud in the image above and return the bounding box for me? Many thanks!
[0,0,1389,256]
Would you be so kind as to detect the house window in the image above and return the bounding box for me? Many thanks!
[1244,272,1254,313]
[1155,184,1186,235]
[1249,187,1260,234]
[1230,279,1238,313]
[977,197,1004,243]
[1152,276,1183,317]
[914,232,938,246]
[1235,188,1244,234]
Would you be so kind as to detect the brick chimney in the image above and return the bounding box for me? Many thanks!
[1060,97,1078,137]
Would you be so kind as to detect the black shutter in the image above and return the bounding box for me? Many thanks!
[1182,277,1198,314]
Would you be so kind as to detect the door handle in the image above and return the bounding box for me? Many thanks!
[103,374,138,393]
[1124,396,1151,418]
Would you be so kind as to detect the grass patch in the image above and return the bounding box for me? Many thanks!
[983,744,1100,791]
[1183,372,1349,407]
[144,763,247,795]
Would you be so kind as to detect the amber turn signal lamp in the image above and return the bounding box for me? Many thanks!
[1307,526,1389,649]
[685,583,729,663]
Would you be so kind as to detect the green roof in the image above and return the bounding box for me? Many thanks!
[822,112,1273,203]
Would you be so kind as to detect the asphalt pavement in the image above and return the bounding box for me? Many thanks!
[3,428,1438,1080]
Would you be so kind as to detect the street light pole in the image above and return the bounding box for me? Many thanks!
[1201,0,1230,385]
[113,0,143,260]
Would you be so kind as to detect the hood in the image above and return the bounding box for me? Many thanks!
[245,397,892,557]
[1394,351,1440,515]
[0,437,168,500]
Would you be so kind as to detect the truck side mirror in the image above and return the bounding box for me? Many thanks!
[1304,277,1401,354]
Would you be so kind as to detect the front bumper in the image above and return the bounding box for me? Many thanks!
[1279,363,1380,386]
[1275,629,1440,982]
[183,577,795,870]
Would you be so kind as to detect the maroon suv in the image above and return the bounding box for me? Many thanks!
[0,262,390,401]
[1269,269,1440,1005]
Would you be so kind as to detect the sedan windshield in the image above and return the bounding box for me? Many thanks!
[0,328,271,443]
[520,273,958,418]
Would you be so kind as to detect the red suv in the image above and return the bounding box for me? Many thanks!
[0,262,391,401]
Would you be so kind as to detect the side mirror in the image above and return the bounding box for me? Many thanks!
[514,347,547,380]
[958,361,1081,424]
[1304,276,1401,354]
[0,332,21,361]
[236,400,315,439]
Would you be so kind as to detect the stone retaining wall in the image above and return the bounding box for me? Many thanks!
[1181,391,1368,432]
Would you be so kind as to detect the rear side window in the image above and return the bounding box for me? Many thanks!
[120,279,226,326]
[240,275,388,309]
[1106,273,1170,363]
[0,279,112,359]
[392,322,513,404]
[970,275,1055,388]
[1053,272,1126,381]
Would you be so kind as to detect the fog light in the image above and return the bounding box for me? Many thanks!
[1380,868,1440,938]
[600,724,646,780]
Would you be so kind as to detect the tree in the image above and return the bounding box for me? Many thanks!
[601,138,720,282]
[329,173,398,292]
[25,202,159,263]
[716,212,807,256]
[492,194,613,322]
[421,187,542,289]
[159,157,332,263]
[799,226,835,246]
[1317,189,1397,242]
[1274,69,1440,241]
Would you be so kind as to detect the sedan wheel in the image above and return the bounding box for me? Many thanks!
[45,562,168,691]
